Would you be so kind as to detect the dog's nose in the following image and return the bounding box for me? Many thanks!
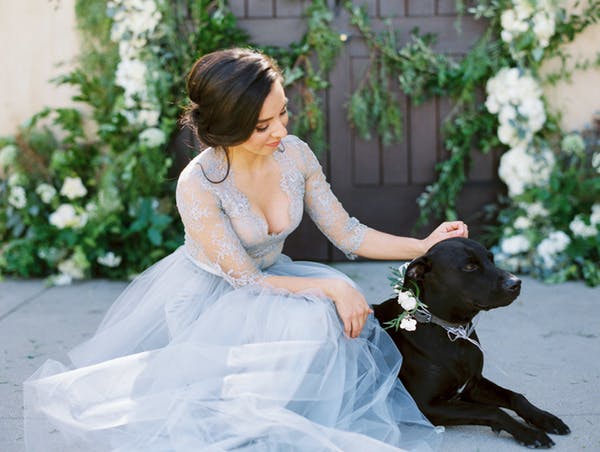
[502,276,521,292]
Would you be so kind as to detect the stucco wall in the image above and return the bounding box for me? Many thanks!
[0,0,80,136]
[0,1,598,137]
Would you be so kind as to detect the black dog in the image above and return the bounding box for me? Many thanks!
[374,237,570,448]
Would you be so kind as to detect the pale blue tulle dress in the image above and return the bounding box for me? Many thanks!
[24,136,442,451]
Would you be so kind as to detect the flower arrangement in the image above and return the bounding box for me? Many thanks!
[491,126,600,286]
[384,263,427,332]
[0,0,250,283]
[478,0,600,287]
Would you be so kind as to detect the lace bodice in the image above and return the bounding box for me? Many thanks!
[176,135,368,288]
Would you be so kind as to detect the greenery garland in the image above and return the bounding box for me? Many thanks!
[0,0,599,286]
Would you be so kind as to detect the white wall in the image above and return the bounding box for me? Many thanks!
[0,1,598,136]
[0,0,80,136]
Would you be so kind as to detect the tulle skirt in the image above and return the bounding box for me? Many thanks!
[24,247,442,451]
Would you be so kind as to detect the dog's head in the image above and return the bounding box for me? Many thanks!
[404,237,521,323]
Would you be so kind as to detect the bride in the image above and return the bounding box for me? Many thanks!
[24,48,468,451]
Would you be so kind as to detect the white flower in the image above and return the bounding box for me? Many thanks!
[135,109,160,127]
[499,105,517,124]
[591,152,600,173]
[497,124,521,147]
[499,146,554,196]
[8,186,27,209]
[525,201,549,218]
[49,204,86,229]
[561,133,585,155]
[97,252,122,268]
[501,29,514,44]
[36,183,57,204]
[514,216,531,230]
[58,257,86,280]
[532,11,555,48]
[495,251,527,272]
[501,234,530,255]
[0,144,18,168]
[7,173,26,186]
[60,177,87,200]
[519,97,546,130]
[52,273,73,286]
[590,204,600,225]
[569,215,597,238]
[397,291,418,311]
[501,9,528,34]
[400,316,417,331]
[139,127,166,147]
[513,0,535,20]
[536,231,571,269]
[116,59,147,91]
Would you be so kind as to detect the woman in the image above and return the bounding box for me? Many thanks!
[24,48,467,451]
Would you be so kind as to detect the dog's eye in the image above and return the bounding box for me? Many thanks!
[463,263,479,272]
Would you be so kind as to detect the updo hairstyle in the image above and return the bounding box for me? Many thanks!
[183,48,283,149]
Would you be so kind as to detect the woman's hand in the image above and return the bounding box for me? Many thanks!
[324,280,373,339]
[422,221,469,252]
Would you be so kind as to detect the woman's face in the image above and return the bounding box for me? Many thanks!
[230,79,288,156]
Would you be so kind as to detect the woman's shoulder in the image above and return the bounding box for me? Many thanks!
[281,135,309,154]
[179,147,227,186]
[281,135,320,173]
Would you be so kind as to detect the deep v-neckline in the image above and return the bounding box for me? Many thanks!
[228,151,292,237]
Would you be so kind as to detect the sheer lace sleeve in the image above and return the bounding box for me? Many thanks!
[176,164,266,288]
[296,138,369,259]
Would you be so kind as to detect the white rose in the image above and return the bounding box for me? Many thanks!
[497,123,518,147]
[514,216,531,230]
[501,30,514,43]
[397,291,418,311]
[60,177,87,200]
[501,9,528,34]
[36,183,57,204]
[97,252,123,268]
[519,97,545,124]
[549,231,571,252]
[49,204,81,229]
[569,215,597,238]
[0,144,18,168]
[485,95,500,114]
[139,127,166,147]
[400,316,417,331]
[513,0,535,20]
[525,201,549,218]
[499,147,531,195]
[8,186,27,209]
[533,11,555,48]
[501,234,530,255]
[136,109,160,126]
[499,105,517,124]
[58,257,85,280]
[536,231,571,269]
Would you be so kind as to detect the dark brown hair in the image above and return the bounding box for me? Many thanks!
[183,48,283,182]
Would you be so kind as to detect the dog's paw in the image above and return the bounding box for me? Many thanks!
[512,425,555,449]
[525,412,571,436]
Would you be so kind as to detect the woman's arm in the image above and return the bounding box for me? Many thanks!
[263,275,372,339]
[355,221,469,261]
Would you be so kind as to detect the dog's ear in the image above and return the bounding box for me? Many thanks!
[405,256,431,282]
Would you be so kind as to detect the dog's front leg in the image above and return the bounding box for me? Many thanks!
[463,377,570,435]
[423,399,555,448]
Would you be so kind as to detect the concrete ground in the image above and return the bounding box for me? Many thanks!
[1,261,599,451]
